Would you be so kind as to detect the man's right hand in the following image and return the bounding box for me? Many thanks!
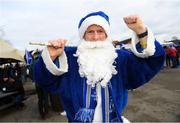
[47,39,67,61]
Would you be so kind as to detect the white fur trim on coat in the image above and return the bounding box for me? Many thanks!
[41,47,68,76]
[122,116,130,123]
[79,16,110,40]
[131,26,156,58]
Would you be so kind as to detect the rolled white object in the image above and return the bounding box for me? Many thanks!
[29,41,51,46]
[29,40,69,47]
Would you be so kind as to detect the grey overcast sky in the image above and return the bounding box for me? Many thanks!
[0,0,180,50]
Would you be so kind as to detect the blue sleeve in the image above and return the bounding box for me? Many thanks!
[124,40,165,89]
[33,47,77,93]
[33,57,61,92]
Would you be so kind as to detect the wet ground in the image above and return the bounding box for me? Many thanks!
[0,68,180,122]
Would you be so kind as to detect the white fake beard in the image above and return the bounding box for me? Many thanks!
[75,39,118,87]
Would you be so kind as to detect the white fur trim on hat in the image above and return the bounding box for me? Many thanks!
[79,16,110,40]
[41,47,68,76]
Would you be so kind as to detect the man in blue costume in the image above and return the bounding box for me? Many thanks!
[34,11,165,122]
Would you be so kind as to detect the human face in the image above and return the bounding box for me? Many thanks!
[84,24,107,42]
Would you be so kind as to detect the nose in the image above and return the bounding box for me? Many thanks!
[93,31,99,41]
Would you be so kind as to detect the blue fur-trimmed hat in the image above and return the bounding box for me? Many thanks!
[78,11,110,39]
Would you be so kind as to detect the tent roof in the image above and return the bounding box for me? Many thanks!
[0,39,24,63]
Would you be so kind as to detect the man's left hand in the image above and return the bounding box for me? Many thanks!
[123,15,147,34]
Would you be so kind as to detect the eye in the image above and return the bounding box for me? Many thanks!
[86,30,94,34]
[97,30,104,33]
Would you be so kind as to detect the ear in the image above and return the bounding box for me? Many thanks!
[83,31,87,40]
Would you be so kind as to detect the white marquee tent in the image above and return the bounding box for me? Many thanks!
[0,39,24,63]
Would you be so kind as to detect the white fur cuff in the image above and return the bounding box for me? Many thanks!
[131,26,156,58]
[41,47,68,76]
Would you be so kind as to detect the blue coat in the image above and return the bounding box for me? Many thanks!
[34,41,165,122]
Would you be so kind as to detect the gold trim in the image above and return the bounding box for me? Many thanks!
[105,86,109,122]
[86,85,91,108]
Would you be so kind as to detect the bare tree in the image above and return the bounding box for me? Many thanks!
[0,27,12,45]
[0,26,5,39]
[172,36,178,40]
